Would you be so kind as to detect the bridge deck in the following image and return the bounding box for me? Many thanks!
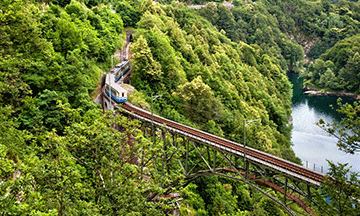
[118,102,325,186]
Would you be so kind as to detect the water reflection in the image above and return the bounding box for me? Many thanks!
[288,72,359,172]
[290,72,353,117]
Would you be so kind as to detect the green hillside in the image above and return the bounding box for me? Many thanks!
[1,0,359,215]
[303,35,360,94]
[130,1,297,162]
[192,0,360,93]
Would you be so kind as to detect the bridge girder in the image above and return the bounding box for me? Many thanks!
[137,121,319,216]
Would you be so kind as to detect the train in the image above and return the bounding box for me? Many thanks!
[113,60,130,83]
[105,70,128,103]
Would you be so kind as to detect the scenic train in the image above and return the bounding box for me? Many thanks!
[105,72,127,103]
[114,60,130,82]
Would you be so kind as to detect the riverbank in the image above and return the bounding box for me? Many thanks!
[303,86,360,100]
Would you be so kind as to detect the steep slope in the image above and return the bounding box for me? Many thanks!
[130,1,299,163]
[303,34,360,94]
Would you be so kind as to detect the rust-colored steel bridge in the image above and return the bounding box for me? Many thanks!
[101,90,325,215]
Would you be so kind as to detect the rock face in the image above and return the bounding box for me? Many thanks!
[303,86,360,100]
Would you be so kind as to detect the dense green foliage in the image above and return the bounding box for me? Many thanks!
[1,0,301,214]
[193,0,360,92]
[303,35,360,93]
[261,0,360,59]
[194,0,360,59]
[4,0,359,215]
[1,0,124,128]
[314,161,360,215]
[197,1,304,71]
[1,106,181,214]
[131,1,298,163]
[114,0,142,27]
[0,0,179,214]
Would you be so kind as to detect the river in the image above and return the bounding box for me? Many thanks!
[288,72,359,173]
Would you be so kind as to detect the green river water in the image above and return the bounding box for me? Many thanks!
[288,72,359,173]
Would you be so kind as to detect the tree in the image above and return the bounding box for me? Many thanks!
[131,35,162,92]
[194,176,239,215]
[315,161,360,216]
[319,68,336,89]
[173,76,223,123]
[216,5,238,41]
[253,192,286,216]
[200,3,218,25]
[0,58,32,110]
[317,99,360,154]
[280,40,304,71]
[342,52,360,92]
[65,0,87,20]
[115,0,141,27]
[307,35,360,92]
[179,183,207,215]
[1,106,181,215]
[37,90,67,132]
[305,59,327,84]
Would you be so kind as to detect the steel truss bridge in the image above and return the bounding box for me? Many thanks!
[100,90,325,215]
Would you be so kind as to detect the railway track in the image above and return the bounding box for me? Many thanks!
[120,102,325,186]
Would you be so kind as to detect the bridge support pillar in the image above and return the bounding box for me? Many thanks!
[185,138,189,174]
[207,146,210,164]
[284,177,288,205]
[213,149,216,171]
[307,184,312,205]
[245,161,249,180]
[161,129,166,176]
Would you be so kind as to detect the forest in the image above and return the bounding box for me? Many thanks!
[1,0,359,215]
[192,0,360,94]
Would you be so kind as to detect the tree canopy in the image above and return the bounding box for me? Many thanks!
[304,35,360,93]
[3,0,360,215]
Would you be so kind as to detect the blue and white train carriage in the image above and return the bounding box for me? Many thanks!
[114,60,130,82]
[105,73,127,103]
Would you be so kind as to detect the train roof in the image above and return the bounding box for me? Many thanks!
[109,67,121,74]
[115,60,129,68]
[109,60,129,74]
[106,73,116,85]
[105,73,127,93]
